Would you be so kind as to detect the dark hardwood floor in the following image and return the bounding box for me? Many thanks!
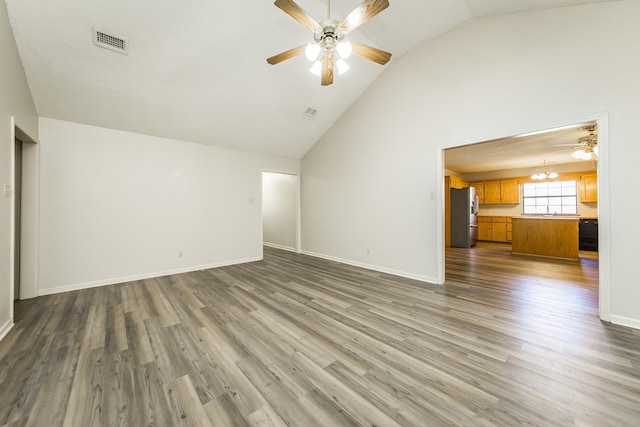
[1,244,639,426]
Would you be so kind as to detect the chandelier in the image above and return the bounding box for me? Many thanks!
[531,161,558,180]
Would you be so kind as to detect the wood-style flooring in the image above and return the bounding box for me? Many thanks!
[1,244,639,426]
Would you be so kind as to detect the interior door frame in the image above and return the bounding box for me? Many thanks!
[10,117,39,308]
[437,112,610,322]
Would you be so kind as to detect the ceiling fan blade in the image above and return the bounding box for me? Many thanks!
[267,45,306,65]
[274,0,320,32]
[321,54,334,86]
[351,42,392,65]
[340,0,389,34]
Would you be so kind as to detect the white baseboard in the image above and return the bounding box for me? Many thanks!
[609,314,640,330]
[301,250,438,284]
[0,318,14,342]
[38,256,262,296]
[264,242,296,252]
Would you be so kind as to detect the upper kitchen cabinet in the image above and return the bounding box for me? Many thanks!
[580,173,598,203]
[500,179,520,203]
[472,179,519,204]
[449,175,468,189]
[484,181,501,204]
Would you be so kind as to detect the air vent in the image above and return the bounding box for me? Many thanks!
[303,108,319,118]
[92,28,128,55]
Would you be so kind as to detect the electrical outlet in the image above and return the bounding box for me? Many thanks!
[366,247,371,255]
[178,251,183,258]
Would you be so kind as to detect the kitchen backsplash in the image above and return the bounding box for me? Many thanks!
[478,201,598,217]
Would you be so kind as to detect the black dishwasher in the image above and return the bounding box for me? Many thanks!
[579,218,598,251]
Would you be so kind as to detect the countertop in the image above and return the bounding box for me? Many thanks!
[513,216,580,220]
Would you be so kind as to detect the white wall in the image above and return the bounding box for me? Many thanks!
[262,172,297,251]
[38,118,298,294]
[301,1,640,327]
[0,1,38,340]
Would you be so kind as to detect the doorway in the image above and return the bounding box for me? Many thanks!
[440,114,609,321]
[11,120,39,313]
[261,171,300,253]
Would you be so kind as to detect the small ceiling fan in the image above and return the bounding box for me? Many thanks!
[555,125,598,160]
[267,0,392,86]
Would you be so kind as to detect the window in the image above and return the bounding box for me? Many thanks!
[522,181,577,215]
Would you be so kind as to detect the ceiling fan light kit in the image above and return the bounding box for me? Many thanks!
[570,126,598,161]
[267,0,392,86]
[571,143,598,160]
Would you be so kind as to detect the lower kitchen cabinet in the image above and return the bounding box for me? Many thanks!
[478,217,491,240]
[478,216,511,242]
[491,217,507,242]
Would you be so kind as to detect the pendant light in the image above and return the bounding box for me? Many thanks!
[531,160,558,180]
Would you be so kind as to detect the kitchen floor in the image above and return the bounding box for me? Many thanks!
[447,241,599,289]
[474,241,599,261]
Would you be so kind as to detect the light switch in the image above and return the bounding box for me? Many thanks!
[3,184,11,197]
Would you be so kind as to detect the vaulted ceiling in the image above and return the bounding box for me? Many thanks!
[6,0,615,159]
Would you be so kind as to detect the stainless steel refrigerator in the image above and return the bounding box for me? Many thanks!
[450,187,479,248]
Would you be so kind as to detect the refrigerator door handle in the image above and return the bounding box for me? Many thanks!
[470,224,478,227]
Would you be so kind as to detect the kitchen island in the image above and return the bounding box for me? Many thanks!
[511,216,579,259]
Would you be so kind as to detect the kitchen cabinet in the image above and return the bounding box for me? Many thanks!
[506,218,512,242]
[491,217,507,242]
[449,176,468,189]
[478,216,509,242]
[580,173,598,203]
[469,182,484,204]
[512,217,579,259]
[500,179,520,203]
[484,181,501,204]
[478,216,491,241]
[471,179,520,204]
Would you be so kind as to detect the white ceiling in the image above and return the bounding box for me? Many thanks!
[5,0,615,159]
[445,121,598,175]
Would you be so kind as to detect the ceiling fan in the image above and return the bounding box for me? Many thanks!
[267,0,392,86]
[555,125,598,160]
